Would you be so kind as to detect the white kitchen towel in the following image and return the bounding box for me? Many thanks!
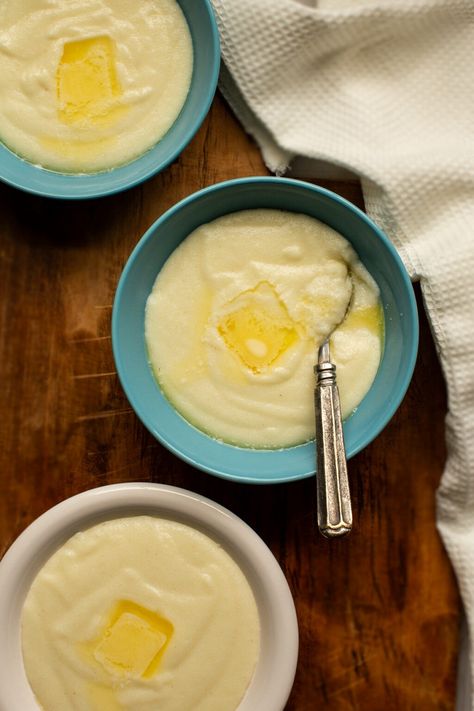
[210,0,474,705]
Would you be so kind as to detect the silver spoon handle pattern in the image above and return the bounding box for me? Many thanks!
[314,346,352,538]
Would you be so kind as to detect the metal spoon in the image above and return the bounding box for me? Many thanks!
[314,278,354,539]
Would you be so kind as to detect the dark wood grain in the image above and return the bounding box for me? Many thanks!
[0,92,460,710]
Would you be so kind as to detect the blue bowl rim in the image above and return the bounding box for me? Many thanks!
[112,176,419,483]
[0,0,220,201]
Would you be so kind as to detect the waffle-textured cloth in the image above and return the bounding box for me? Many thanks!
[211,0,474,704]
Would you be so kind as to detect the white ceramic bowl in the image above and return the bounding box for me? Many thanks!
[0,483,298,711]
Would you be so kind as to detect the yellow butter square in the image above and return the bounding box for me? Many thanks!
[57,36,121,124]
[94,612,167,678]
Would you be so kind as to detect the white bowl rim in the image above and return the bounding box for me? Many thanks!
[0,482,299,711]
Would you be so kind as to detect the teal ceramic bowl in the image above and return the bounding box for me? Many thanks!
[0,0,219,200]
[112,177,419,484]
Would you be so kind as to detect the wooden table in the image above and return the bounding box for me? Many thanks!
[0,93,461,710]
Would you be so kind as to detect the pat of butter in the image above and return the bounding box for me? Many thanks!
[57,36,122,125]
[93,603,172,679]
[218,281,299,372]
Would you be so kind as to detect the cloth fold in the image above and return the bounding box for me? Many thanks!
[211,0,474,705]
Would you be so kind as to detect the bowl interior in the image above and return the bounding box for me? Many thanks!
[0,483,298,711]
[0,0,220,199]
[113,178,418,483]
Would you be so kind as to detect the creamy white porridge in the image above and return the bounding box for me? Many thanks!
[21,516,260,711]
[0,0,193,172]
[145,209,384,449]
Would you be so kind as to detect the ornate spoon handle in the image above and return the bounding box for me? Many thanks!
[314,343,352,538]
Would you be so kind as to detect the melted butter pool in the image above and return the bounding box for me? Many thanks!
[218,282,299,372]
[145,209,384,449]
